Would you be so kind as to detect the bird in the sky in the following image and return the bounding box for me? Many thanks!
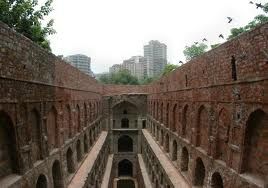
[249,1,254,4]
[219,34,224,39]
[227,17,233,23]
[179,61,184,64]
[256,3,264,9]
[202,38,207,42]
[194,42,199,45]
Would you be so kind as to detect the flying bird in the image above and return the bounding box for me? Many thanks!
[219,34,224,39]
[194,42,199,45]
[249,1,254,4]
[179,61,184,64]
[256,3,264,9]
[202,38,207,42]
[227,17,233,23]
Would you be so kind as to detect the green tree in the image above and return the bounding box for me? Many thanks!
[0,0,55,50]
[162,64,178,76]
[228,3,268,39]
[98,70,139,85]
[183,43,208,61]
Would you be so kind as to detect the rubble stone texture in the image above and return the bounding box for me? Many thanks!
[0,20,267,188]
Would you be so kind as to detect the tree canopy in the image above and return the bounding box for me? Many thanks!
[183,43,208,61]
[98,70,139,85]
[228,3,268,39]
[162,64,178,76]
[0,0,55,50]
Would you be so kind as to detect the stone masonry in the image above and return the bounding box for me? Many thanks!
[0,20,267,188]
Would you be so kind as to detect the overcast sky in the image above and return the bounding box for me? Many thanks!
[44,0,266,73]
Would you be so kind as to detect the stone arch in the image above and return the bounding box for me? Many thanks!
[30,108,42,163]
[65,104,72,139]
[196,105,209,151]
[164,133,170,153]
[66,148,75,173]
[181,147,189,171]
[36,174,47,188]
[171,104,177,132]
[160,129,164,146]
[118,135,133,152]
[84,103,87,127]
[166,103,170,128]
[182,105,189,138]
[241,109,268,177]
[211,172,224,188]
[52,160,63,188]
[76,105,81,132]
[47,106,58,150]
[172,140,178,161]
[216,108,230,162]
[193,157,206,186]
[84,134,89,153]
[121,118,129,128]
[160,102,163,123]
[153,102,156,118]
[118,159,133,177]
[156,101,159,121]
[0,111,18,177]
[76,139,82,162]
[89,103,92,122]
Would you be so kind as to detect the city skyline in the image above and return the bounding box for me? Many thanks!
[43,0,266,73]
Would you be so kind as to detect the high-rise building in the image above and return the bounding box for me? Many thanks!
[144,40,167,77]
[64,54,94,76]
[123,56,147,80]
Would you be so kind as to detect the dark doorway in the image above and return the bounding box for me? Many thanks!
[66,148,75,173]
[118,159,133,177]
[76,140,82,162]
[121,118,129,128]
[52,160,63,188]
[36,174,47,188]
[194,158,206,186]
[118,135,133,152]
[142,120,146,129]
[211,172,224,188]
[181,147,189,171]
[0,111,18,178]
[117,179,135,188]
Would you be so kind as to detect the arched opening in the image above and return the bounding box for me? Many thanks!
[117,179,135,188]
[89,103,92,122]
[193,158,206,186]
[155,179,159,188]
[121,118,129,128]
[36,174,47,188]
[217,108,230,162]
[84,103,87,127]
[172,140,178,161]
[171,104,177,132]
[0,111,18,178]
[181,147,189,171]
[211,172,224,188]
[118,135,133,152]
[84,134,88,153]
[118,159,133,177]
[30,109,42,163]
[160,129,164,146]
[166,103,169,128]
[47,107,58,150]
[76,140,82,162]
[66,148,75,173]
[142,120,146,129]
[160,103,163,123]
[196,106,209,151]
[165,134,169,153]
[76,105,81,132]
[242,109,268,177]
[52,160,63,188]
[65,105,72,139]
[182,105,188,138]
